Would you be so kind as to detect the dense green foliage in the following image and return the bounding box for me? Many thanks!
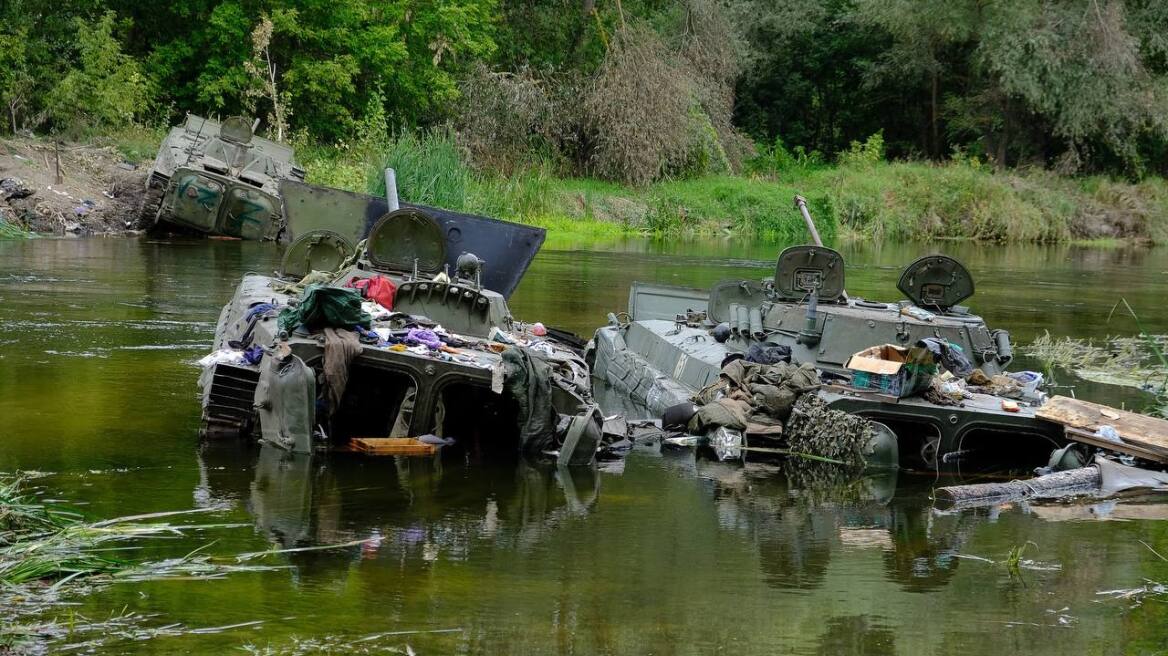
[2,0,1166,180]
[283,129,1167,243]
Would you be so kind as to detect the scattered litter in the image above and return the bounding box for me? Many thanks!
[1095,425,1122,443]
[1,177,33,200]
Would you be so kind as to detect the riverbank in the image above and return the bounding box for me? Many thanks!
[4,128,1167,244]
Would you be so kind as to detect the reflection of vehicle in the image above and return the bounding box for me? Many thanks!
[196,443,600,555]
[141,115,305,240]
[695,457,970,593]
[590,199,1064,470]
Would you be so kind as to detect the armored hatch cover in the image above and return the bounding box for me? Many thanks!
[218,116,254,144]
[278,180,545,298]
[280,230,354,279]
[366,209,446,275]
[897,255,974,311]
[774,245,845,301]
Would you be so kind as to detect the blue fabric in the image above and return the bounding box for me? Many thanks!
[243,345,264,365]
[246,302,278,320]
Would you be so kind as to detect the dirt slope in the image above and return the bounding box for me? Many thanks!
[0,137,148,235]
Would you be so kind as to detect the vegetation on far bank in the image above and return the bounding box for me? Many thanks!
[292,129,1168,244]
[4,1,1168,243]
[4,125,1166,245]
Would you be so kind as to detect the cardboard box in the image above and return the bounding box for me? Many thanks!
[846,344,936,397]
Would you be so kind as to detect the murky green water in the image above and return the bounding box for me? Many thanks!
[2,237,1168,654]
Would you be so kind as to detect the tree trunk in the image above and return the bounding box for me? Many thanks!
[995,97,1009,169]
[930,68,939,159]
[573,0,597,59]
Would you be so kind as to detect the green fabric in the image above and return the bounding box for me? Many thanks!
[502,347,558,453]
[278,284,372,334]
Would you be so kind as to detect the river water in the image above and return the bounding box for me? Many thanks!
[1,236,1167,654]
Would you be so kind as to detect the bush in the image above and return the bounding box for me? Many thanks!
[583,26,694,185]
[745,137,824,179]
[456,65,556,175]
[837,131,885,168]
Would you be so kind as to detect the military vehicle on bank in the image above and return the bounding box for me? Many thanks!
[198,178,605,465]
[589,197,1068,470]
[141,115,305,240]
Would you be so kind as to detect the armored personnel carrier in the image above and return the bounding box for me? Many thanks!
[141,115,305,240]
[590,198,1066,470]
[198,179,604,465]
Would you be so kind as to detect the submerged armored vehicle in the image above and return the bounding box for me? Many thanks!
[141,115,305,240]
[198,179,605,465]
[590,197,1066,470]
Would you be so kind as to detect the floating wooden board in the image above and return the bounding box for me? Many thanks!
[345,437,438,457]
[1036,396,1168,463]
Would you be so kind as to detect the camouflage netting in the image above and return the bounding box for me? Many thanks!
[784,395,874,466]
[779,459,870,506]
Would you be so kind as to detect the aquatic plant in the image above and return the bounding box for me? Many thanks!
[1109,298,1168,393]
[0,475,286,652]
[0,218,30,239]
[1005,541,1038,579]
[1026,331,1168,394]
[239,628,463,655]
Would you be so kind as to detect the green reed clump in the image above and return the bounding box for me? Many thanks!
[0,219,30,239]
[366,129,471,212]
[0,474,289,652]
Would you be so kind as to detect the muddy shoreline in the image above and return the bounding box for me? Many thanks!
[0,137,149,236]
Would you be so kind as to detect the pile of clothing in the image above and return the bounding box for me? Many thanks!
[688,359,821,436]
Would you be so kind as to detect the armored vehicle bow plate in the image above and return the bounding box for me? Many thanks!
[142,115,306,240]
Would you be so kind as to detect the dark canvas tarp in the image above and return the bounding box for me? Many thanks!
[279,180,545,298]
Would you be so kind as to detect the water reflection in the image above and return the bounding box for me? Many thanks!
[198,439,992,597]
[198,444,601,571]
[814,615,897,656]
[686,454,982,594]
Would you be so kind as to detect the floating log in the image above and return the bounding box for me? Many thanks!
[934,466,1102,510]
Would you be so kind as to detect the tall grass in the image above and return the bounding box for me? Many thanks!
[357,129,555,222]
[366,129,471,211]
[290,129,1168,242]
[0,475,291,652]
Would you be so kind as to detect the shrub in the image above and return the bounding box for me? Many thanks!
[837,131,885,168]
[456,65,556,175]
[583,26,694,185]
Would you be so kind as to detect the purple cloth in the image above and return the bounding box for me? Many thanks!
[405,328,443,350]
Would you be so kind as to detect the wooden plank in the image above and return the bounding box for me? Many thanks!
[347,437,438,457]
[1037,396,1168,461]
